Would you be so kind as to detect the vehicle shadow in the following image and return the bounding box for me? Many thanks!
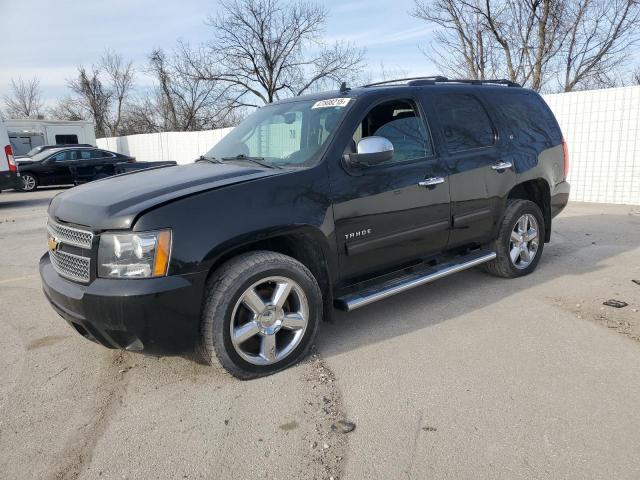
[0,188,69,210]
[316,211,640,359]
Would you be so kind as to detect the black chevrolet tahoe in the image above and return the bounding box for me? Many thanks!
[40,77,570,379]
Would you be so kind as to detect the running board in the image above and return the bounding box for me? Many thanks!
[334,250,496,311]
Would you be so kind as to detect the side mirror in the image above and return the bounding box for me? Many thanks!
[345,136,394,167]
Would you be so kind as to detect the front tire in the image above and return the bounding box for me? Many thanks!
[20,174,37,192]
[484,199,545,278]
[199,251,322,379]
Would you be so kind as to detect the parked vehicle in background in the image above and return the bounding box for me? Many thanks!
[17,146,136,191]
[40,77,570,379]
[0,121,20,192]
[21,144,95,158]
[5,119,96,157]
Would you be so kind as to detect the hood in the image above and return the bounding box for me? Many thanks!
[49,162,284,230]
[16,159,35,165]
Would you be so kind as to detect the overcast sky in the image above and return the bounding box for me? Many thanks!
[0,0,436,105]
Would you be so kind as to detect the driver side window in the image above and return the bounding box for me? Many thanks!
[351,99,432,165]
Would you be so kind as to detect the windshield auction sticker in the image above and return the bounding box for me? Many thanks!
[312,98,352,109]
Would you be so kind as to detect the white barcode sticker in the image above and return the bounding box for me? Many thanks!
[312,98,352,109]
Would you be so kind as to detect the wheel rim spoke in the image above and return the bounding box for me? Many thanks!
[271,281,292,309]
[260,333,277,362]
[524,228,538,242]
[518,216,528,234]
[242,288,266,315]
[510,246,520,264]
[511,230,522,243]
[282,313,305,331]
[232,321,260,344]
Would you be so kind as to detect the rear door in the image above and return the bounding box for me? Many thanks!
[426,91,513,248]
[73,149,100,183]
[91,150,119,178]
[330,96,451,284]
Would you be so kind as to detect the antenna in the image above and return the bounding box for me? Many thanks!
[339,81,350,93]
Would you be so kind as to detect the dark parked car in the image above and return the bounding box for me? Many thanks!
[40,77,570,379]
[17,147,135,191]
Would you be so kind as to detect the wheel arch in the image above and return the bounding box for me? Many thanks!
[507,178,551,242]
[203,226,335,320]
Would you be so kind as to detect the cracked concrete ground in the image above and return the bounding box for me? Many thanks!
[1,189,639,479]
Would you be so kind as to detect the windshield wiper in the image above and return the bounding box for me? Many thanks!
[221,154,282,170]
[196,155,223,164]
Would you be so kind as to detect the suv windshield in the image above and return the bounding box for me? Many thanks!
[205,98,351,168]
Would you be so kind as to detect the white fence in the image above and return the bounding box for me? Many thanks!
[97,128,233,164]
[98,85,640,205]
[544,86,640,205]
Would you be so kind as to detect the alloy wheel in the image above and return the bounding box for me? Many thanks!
[509,213,539,269]
[230,276,309,366]
[22,175,36,191]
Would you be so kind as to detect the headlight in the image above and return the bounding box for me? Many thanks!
[98,230,172,278]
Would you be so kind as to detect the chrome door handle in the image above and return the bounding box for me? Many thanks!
[419,177,446,187]
[491,161,513,171]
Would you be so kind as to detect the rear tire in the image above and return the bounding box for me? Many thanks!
[20,174,37,192]
[198,251,322,379]
[484,199,545,278]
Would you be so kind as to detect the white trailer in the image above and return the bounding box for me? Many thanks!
[4,119,96,157]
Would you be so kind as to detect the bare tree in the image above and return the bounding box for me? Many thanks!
[561,0,640,92]
[3,77,44,118]
[60,52,136,137]
[67,66,112,137]
[413,1,497,80]
[133,48,240,132]
[633,67,640,85]
[413,0,640,92]
[48,97,86,121]
[101,51,135,135]
[181,0,365,106]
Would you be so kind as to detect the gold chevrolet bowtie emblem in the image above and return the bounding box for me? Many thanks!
[48,236,60,252]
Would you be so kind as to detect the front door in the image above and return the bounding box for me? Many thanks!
[42,151,76,186]
[330,97,451,284]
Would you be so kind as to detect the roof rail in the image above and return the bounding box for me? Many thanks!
[361,76,521,88]
[361,76,448,88]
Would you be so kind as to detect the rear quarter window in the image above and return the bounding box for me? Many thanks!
[491,92,562,146]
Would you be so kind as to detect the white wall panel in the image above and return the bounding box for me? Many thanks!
[98,85,640,205]
[543,86,640,205]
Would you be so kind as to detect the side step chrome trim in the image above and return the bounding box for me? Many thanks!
[335,250,497,311]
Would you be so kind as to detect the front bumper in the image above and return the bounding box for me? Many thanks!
[0,171,20,191]
[40,253,207,355]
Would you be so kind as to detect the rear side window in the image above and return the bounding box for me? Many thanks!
[433,93,495,152]
[492,92,562,145]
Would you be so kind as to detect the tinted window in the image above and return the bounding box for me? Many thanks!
[433,94,495,152]
[92,150,113,158]
[493,92,562,145]
[51,151,71,162]
[78,150,93,160]
[55,134,79,144]
[352,99,432,164]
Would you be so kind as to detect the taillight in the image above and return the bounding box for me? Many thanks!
[562,139,569,179]
[4,145,16,172]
